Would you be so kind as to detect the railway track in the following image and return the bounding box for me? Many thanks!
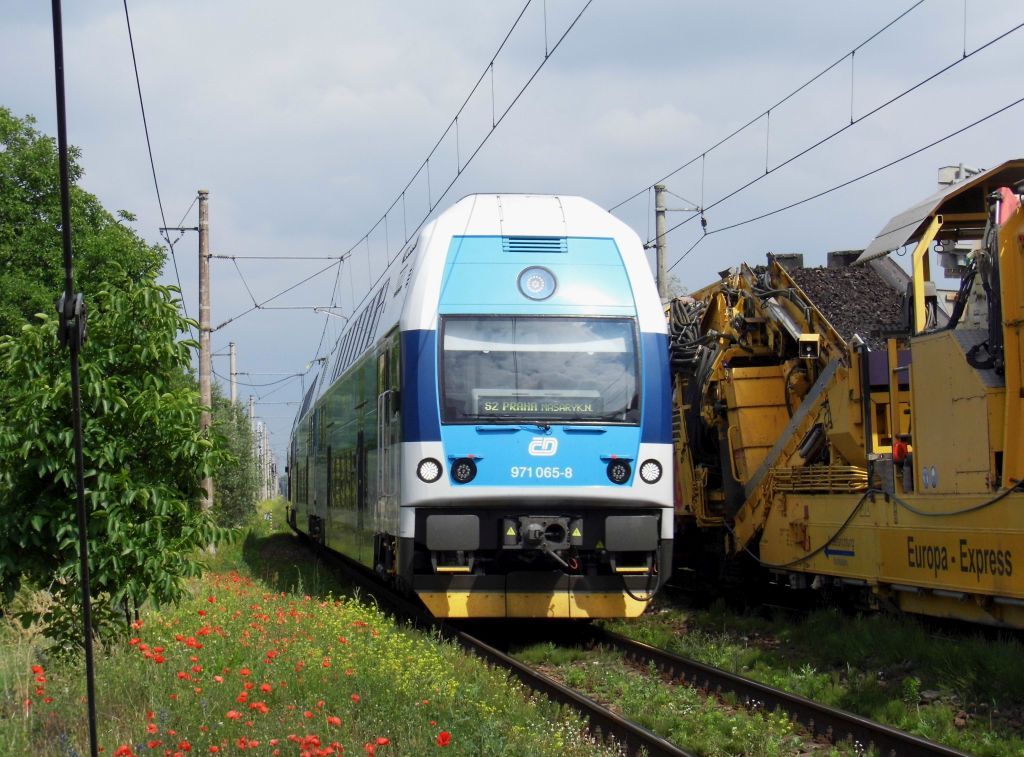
[585,627,966,757]
[301,533,965,756]
[301,533,691,755]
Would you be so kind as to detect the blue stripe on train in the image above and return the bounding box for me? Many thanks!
[401,329,441,442]
[641,332,672,445]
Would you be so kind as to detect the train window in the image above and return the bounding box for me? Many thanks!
[440,316,640,425]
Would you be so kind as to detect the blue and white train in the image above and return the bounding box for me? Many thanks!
[287,194,673,618]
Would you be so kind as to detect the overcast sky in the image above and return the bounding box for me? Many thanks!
[4,0,1022,464]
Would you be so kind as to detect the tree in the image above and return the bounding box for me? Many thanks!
[0,108,228,642]
[0,107,163,338]
[0,276,229,640]
[211,387,259,527]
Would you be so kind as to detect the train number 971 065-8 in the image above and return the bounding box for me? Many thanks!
[510,465,574,479]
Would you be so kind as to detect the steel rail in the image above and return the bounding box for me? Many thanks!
[295,532,693,756]
[591,627,967,757]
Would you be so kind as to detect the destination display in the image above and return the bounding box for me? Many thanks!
[477,395,604,418]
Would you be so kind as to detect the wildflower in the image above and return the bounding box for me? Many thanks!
[376,737,390,746]
[363,745,375,756]
[31,664,44,674]
[350,694,360,704]
[239,667,251,676]
[146,741,162,749]
[207,596,216,603]
[436,731,451,747]
[43,697,53,704]
[304,711,314,719]
[326,716,341,727]
[260,683,272,693]
[213,675,224,684]
[236,692,248,704]
[226,710,242,721]
[178,742,192,752]
[208,748,219,754]
[114,745,135,757]
[147,724,159,734]
[321,659,331,668]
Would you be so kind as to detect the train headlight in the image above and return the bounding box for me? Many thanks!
[639,459,663,484]
[451,457,477,484]
[606,459,631,485]
[518,266,557,300]
[417,458,443,483]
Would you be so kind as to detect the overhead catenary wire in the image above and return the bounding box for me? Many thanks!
[645,15,1024,253]
[666,93,1024,275]
[122,0,193,337]
[308,0,596,368]
[212,369,302,388]
[608,0,928,213]
[212,259,341,332]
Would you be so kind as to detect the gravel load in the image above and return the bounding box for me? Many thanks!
[787,264,905,350]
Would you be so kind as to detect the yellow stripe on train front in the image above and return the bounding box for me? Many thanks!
[418,591,650,618]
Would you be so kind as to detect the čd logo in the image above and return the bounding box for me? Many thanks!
[528,437,558,457]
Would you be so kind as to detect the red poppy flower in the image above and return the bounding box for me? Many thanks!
[239,668,251,676]
[146,741,162,749]
[146,724,159,734]
[226,710,242,720]
[350,694,360,704]
[260,683,272,693]
[303,710,314,719]
[376,737,390,746]
[31,665,44,674]
[326,716,342,727]
[363,745,375,756]
[436,731,451,747]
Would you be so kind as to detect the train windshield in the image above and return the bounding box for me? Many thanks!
[441,316,640,424]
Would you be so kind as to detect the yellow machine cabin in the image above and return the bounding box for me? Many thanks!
[671,159,1024,627]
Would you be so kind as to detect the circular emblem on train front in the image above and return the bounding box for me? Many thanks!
[518,266,556,300]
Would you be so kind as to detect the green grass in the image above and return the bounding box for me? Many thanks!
[605,600,1024,756]
[0,500,616,756]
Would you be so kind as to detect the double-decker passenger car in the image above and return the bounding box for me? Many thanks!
[287,194,672,618]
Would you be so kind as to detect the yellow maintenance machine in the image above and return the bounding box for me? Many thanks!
[671,159,1024,627]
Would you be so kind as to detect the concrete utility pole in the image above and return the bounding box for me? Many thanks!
[654,184,668,302]
[198,189,213,510]
[248,394,255,423]
[229,341,237,404]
